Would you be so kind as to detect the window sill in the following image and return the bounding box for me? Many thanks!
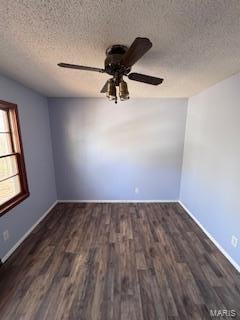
[0,192,30,217]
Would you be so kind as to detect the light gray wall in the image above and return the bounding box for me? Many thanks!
[0,75,57,259]
[49,98,187,201]
[180,73,240,265]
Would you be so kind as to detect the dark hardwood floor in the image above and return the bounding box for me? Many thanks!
[0,203,240,320]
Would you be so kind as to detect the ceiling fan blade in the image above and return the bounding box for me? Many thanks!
[128,72,164,85]
[100,81,109,93]
[121,38,152,68]
[58,63,105,73]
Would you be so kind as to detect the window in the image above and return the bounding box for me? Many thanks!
[0,100,29,216]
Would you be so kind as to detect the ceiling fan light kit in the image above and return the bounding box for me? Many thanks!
[106,78,129,104]
[58,37,164,103]
[119,80,129,101]
[106,79,117,101]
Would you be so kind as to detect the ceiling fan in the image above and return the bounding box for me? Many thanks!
[58,37,164,103]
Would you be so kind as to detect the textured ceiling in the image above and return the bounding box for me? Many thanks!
[0,0,240,98]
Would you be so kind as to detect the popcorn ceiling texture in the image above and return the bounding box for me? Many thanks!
[0,0,240,98]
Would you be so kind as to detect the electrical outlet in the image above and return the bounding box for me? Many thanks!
[3,230,9,241]
[231,235,238,248]
[135,187,139,194]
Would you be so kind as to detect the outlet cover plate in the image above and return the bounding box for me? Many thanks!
[231,235,238,248]
[3,230,9,241]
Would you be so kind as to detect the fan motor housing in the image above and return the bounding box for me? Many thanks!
[105,45,131,76]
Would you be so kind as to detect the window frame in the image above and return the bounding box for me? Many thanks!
[0,100,29,216]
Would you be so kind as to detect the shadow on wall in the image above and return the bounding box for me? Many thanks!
[50,98,187,199]
[65,103,182,167]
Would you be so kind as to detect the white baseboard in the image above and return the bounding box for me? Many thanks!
[1,201,58,263]
[178,201,240,273]
[58,199,178,203]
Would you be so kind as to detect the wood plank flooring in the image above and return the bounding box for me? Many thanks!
[0,203,240,320]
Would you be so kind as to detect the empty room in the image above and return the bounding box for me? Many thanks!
[0,1,240,319]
